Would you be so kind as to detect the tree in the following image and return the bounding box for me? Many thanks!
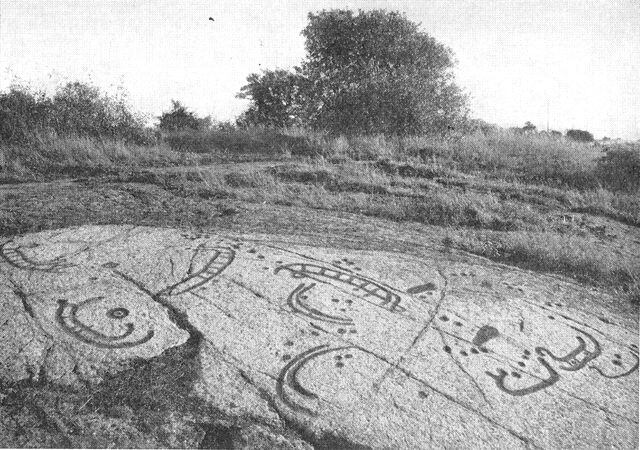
[158,100,211,132]
[236,69,303,128]
[566,129,594,142]
[238,9,468,135]
[522,121,537,133]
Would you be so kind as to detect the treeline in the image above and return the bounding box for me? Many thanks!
[1,9,606,144]
[504,121,596,143]
[0,82,153,145]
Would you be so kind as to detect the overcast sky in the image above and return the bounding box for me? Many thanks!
[1,0,638,139]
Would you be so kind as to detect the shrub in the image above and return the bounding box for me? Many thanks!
[595,144,640,192]
[52,82,149,143]
[566,129,594,142]
[0,86,54,144]
[0,81,149,144]
[158,101,211,132]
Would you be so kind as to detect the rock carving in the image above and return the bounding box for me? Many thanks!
[472,325,500,347]
[277,344,360,416]
[275,263,402,311]
[591,351,640,379]
[535,327,601,372]
[406,282,437,294]
[486,357,560,396]
[162,247,235,296]
[287,283,354,325]
[2,226,637,449]
[56,298,155,348]
[0,241,73,272]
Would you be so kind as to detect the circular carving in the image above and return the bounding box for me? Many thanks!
[107,307,130,319]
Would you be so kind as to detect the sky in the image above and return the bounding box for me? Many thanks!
[1,0,638,139]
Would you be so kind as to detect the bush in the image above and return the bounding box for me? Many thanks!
[595,144,640,192]
[566,129,594,142]
[53,82,150,144]
[0,82,150,145]
[158,101,211,132]
[0,86,54,144]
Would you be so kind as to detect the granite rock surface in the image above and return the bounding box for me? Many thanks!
[1,225,637,448]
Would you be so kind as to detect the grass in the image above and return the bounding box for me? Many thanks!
[193,158,639,302]
[453,230,639,304]
[0,134,187,181]
[1,127,638,303]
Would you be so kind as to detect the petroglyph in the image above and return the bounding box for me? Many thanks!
[486,357,560,396]
[276,344,384,417]
[0,241,74,272]
[56,298,155,349]
[161,247,235,296]
[277,344,338,415]
[535,327,601,372]
[286,283,354,325]
[591,351,640,379]
[275,263,402,311]
[406,282,437,295]
[1,226,637,450]
[472,325,500,347]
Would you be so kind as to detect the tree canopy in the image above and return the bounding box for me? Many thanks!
[158,100,211,132]
[238,9,468,135]
[566,129,594,142]
[236,70,302,128]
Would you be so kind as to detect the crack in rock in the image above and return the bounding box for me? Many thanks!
[1,225,637,449]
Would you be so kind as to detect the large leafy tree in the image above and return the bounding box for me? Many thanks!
[238,9,468,135]
[236,69,303,128]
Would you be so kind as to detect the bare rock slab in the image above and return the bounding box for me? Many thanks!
[1,225,638,449]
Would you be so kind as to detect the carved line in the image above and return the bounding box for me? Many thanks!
[163,248,235,296]
[0,242,73,272]
[275,263,401,311]
[277,344,355,415]
[535,327,601,372]
[406,283,437,295]
[56,299,154,349]
[486,357,560,396]
[287,283,354,325]
[590,352,639,379]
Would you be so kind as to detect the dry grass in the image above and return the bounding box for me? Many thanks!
[2,127,638,303]
[191,159,639,302]
[453,230,639,304]
[280,128,602,185]
[0,135,192,181]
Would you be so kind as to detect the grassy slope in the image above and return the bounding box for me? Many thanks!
[1,129,638,303]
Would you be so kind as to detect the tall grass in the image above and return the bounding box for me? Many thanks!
[454,230,639,303]
[4,124,638,195]
[0,133,188,181]
[2,123,638,303]
[178,127,637,193]
[191,161,639,302]
[282,129,607,189]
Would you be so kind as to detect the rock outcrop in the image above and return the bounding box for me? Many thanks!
[1,225,637,448]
